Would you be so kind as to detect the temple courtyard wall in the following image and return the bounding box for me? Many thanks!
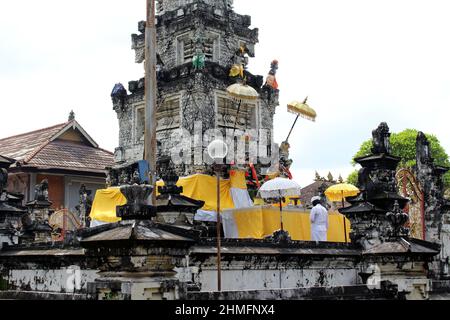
[0,242,437,300]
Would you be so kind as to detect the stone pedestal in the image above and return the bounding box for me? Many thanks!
[88,275,184,300]
[22,200,53,244]
[81,220,194,300]
[341,123,409,248]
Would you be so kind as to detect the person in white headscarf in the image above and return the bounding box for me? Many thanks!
[310,196,329,243]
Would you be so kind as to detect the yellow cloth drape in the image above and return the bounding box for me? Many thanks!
[91,174,239,223]
[156,174,235,212]
[230,170,248,190]
[231,207,351,243]
[90,187,127,223]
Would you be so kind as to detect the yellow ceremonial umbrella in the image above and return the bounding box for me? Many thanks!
[325,183,359,244]
[325,183,360,207]
[285,97,317,142]
[226,82,259,133]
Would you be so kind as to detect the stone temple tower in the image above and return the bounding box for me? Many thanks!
[111,0,279,175]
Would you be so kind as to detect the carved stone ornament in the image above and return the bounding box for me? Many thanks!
[371,122,391,154]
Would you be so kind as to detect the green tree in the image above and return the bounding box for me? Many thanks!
[347,129,450,188]
[346,170,359,185]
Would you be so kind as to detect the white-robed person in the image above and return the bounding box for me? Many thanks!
[310,196,329,243]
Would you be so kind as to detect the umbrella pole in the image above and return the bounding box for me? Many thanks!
[232,100,243,136]
[343,215,348,243]
[279,191,284,231]
[285,114,300,143]
[341,190,348,243]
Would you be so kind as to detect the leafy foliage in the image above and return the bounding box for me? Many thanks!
[346,170,359,185]
[347,129,450,188]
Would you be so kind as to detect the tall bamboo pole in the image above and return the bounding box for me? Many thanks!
[144,0,158,204]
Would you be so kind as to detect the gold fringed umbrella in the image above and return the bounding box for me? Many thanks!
[226,83,259,134]
[325,183,359,244]
[227,83,259,102]
[325,183,360,204]
[285,97,317,142]
[288,99,317,122]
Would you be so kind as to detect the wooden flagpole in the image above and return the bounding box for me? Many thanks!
[144,0,158,203]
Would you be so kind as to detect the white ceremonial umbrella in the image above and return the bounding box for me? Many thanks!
[259,178,302,231]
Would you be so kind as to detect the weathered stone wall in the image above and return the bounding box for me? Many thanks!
[0,248,98,295]
[158,0,234,15]
[5,268,98,293]
[114,74,276,174]
[415,132,450,278]
[153,1,258,69]
[191,260,359,292]
[361,258,432,300]
[115,0,276,172]
[0,244,439,300]
[440,211,450,277]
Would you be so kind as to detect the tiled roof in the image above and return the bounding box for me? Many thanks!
[27,140,113,173]
[0,121,113,174]
[300,181,334,206]
[0,123,67,161]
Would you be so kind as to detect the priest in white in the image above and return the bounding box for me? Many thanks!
[310,196,329,243]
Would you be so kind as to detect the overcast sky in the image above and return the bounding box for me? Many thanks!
[1,0,449,185]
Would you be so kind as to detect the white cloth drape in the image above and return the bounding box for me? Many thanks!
[222,210,239,238]
[194,188,253,222]
[230,188,253,208]
[90,219,109,228]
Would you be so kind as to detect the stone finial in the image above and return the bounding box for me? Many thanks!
[416,132,433,165]
[111,83,127,100]
[68,110,75,121]
[371,122,391,154]
[34,179,49,202]
[327,172,334,182]
[111,83,128,112]
[116,184,156,220]
[314,171,321,182]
